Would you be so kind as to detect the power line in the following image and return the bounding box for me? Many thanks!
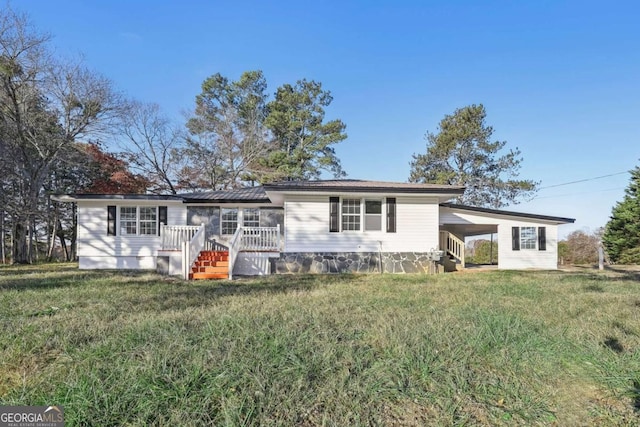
[532,187,624,200]
[539,171,629,190]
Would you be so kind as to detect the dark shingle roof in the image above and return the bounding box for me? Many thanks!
[177,186,269,203]
[440,202,575,223]
[263,179,465,194]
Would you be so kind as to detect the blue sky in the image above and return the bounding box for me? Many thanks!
[17,0,640,236]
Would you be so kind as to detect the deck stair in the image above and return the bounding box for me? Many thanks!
[439,231,465,272]
[189,251,229,280]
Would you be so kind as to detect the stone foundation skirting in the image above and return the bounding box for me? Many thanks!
[274,252,441,274]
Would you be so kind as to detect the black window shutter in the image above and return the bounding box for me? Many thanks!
[512,227,520,251]
[158,206,168,236]
[107,205,117,236]
[386,198,396,233]
[538,227,546,251]
[329,197,339,232]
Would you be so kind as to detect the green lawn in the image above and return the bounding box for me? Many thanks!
[1,264,639,426]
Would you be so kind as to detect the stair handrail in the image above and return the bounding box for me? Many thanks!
[182,224,206,280]
[228,225,243,280]
[441,231,465,268]
[439,231,447,254]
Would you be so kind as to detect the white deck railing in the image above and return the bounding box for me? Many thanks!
[241,225,281,251]
[161,225,201,250]
[162,224,281,280]
[228,226,281,280]
[181,224,206,280]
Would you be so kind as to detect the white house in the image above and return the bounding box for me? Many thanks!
[54,180,574,279]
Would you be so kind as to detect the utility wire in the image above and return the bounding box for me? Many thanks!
[532,187,624,200]
[539,171,628,190]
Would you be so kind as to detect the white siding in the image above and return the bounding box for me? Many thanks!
[284,194,440,253]
[440,207,561,270]
[498,221,558,269]
[79,256,156,270]
[77,201,185,269]
[169,205,187,225]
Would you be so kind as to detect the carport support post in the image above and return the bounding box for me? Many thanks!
[490,233,494,265]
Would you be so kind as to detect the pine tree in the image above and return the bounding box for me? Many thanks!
[602,166,640,263]
[265,79,347,181]
[409,104,537,208]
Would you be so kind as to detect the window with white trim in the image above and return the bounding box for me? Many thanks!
[119,206,158,236]
[329,198,390,233]
[120,207,137,235]
[139,207,157,235]
[221,208,238,235]
[364,200,382,231]
[243,208,260,228]
[520,227,537,250]
[341,199,361,231]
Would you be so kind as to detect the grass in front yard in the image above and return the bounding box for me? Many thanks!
[1,264,639,426]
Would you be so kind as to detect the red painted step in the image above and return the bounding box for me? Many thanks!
[190,250,229,280]
[199,251,228,256]
[196,260,229,267]
[192,266,228,274]
[190,272,228,280]
[197,255,227,262]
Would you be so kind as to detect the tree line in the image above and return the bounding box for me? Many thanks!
[0,8,347,263]
[561,166,640,266]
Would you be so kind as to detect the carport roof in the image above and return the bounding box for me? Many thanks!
[440,203,575,224]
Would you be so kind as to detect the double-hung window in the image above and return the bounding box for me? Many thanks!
[520,227,537,250]
[221,208,238,235]
[330,198,393,233]
[243,208,260,228]
[119,207,157,236]
[341,199,361,231]
[139,207,157,235]
[512,226,547,251]
[120,207,138,235]
[364,200,382,231]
